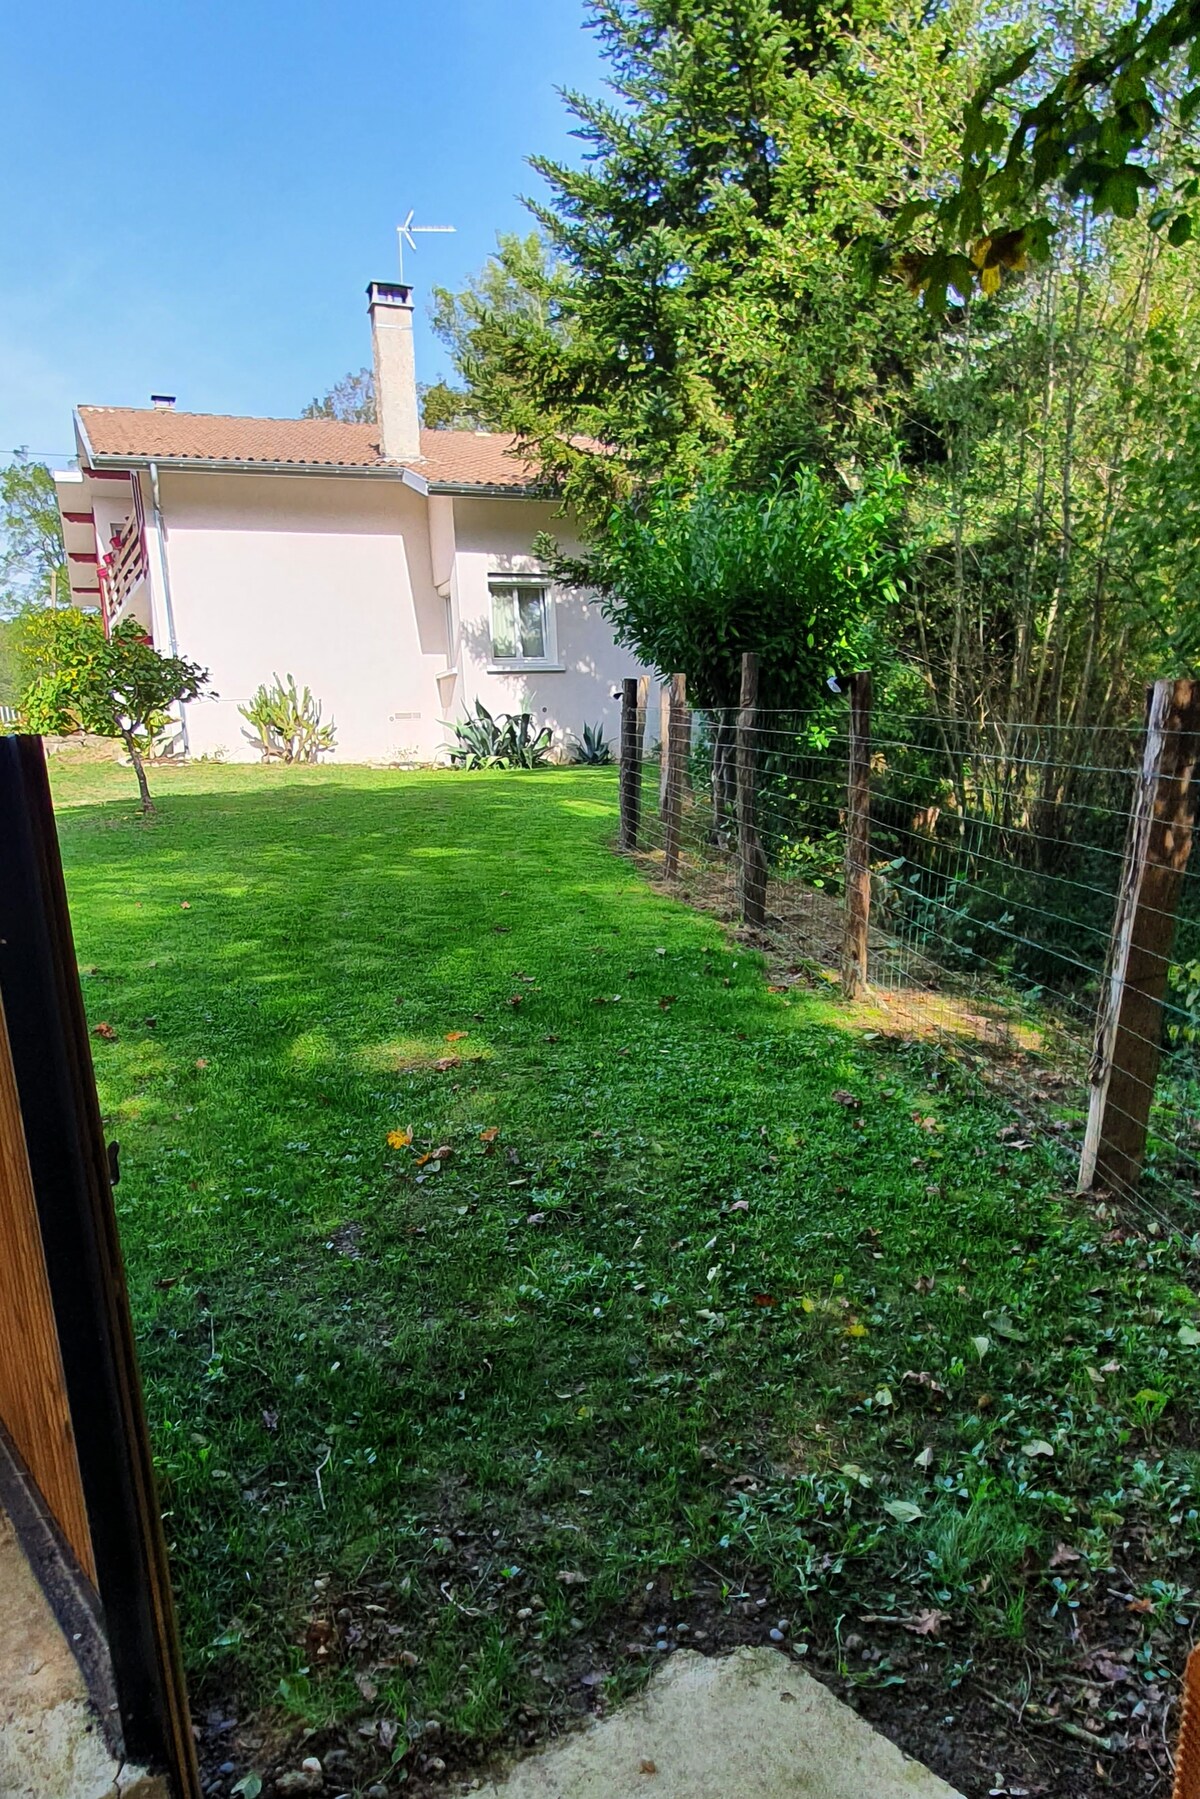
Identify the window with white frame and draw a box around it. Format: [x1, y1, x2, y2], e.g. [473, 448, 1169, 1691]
[489, 579, 554, 666]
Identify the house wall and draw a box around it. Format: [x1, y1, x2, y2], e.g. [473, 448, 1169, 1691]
[127, 472, 654, 765]
[155, 470, 448, 762]
[452, 496, 651, 759]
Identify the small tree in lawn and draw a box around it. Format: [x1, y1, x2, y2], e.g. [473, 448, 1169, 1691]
[19, 609, 209, 814]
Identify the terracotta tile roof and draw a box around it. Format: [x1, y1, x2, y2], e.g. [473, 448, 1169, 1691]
[76, 407, 541, 491]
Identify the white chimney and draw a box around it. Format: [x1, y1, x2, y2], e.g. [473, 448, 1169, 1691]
[367, 280, 421, 461]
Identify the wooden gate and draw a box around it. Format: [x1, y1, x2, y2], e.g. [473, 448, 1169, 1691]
[0, 735, 199, 1797]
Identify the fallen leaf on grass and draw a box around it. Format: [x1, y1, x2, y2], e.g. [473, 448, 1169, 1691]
[914, 1446, 934, 1469]
[986, 1312, 1029, 1341]
[180, 901, 191, 910]
[902, 1370, 947, 1394]
[387, 1128, 413, 1149]
[904, 1609, 951, 1636]
[508, 995, 523, 1009]
[195, 1058, 209, 1069]
[480, 1127, 500, 1151]
[883, 1499, 923, 1524]
[831, 1089, 860, 1109]
[752, 1293, 776, 1307]
[639, 1760, 657, 1775]
[844, 1321, 868, 1338]
[1049, 1543, 1081, 1568]
[379, 1719, 399, 1751]
[657, 995, 678, 1009]
[432, 1057, 461, 1072]
[92, 1021, 118, 1041]
[729, 1200, 750, 1213]
[1127, 1596, 1154, 1614]
[1021, 1439, 1055, 1457]
[557, 1569, 589, 1585]
[543, 1033, 560, 1043]
[355, 1672, 378, 1703]
[445, 1031, 469, 1042]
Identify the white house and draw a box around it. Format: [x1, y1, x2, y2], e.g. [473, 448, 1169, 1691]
[53, 281, 649, 763]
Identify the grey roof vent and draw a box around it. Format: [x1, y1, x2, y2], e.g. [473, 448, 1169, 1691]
[150, 394, 176, 410]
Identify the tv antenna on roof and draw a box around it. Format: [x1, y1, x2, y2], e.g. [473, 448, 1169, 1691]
[396, 210, 456, 282]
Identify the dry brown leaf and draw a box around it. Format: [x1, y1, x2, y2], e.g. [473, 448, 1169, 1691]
[92, 1021, 118, 1041]
[432, 1057, 461, 1072]
[445, 1031, 469, 1042]
[904, 1609, 951, 1637]
[832, 1089, 860, 1109]
[1048, 1543, 1082, 1568]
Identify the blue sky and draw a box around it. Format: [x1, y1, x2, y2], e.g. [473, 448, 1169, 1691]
[0, 2, 605, 464]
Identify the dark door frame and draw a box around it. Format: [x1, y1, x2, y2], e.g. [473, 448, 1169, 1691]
[0, 735, 199, 1797]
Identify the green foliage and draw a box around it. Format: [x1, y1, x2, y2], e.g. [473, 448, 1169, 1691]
[300, 368, 376, 424]
[445, 700, 553, 770]
[551, 466, 908, 710]
[419, 380, 487, 431]
[239, 674, 336, 764]
[1, 452, 67, 615]
[897, 0, 1200, 300]
[434, 2, 972, 520]
[569, 721, 612, 765]
[19, 608, 208, 810]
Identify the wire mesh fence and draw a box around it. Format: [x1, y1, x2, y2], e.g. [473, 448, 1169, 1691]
[620, 680, 1200, 1220]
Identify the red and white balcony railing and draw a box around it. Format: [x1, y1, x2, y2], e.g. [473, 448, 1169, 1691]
[101, 516, 149, 628]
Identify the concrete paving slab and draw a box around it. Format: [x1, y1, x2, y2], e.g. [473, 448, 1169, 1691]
[0, 1507, 162, 1799]
[483, 1648, 965, 1799]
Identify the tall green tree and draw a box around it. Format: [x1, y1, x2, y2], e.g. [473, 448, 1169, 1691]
[446, 0, 977, 518]
[301, 368, 377, 423]
[1, 452, 67, 614]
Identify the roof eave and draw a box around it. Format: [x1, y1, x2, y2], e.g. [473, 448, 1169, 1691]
[427, 480, 549, 498]
[80, 452, 431, 494]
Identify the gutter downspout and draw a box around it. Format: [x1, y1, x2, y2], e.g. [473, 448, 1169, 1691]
[148, 461, 190, 756]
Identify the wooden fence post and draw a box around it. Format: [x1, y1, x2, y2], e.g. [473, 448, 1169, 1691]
[1079, 677, 1200, 1196]
[619, 678, 640, 851]
[736, 652, 768, 926]
[842, 671, 873, 1000]
[659, 684, 671, 810]
[662, 673, 687, 880]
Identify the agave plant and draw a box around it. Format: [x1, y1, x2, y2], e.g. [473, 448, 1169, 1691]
[445, 700, 553, 770]
[569, 721, 612, 765]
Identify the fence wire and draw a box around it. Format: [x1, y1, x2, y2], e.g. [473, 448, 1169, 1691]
[622, 699, 1200, 1221]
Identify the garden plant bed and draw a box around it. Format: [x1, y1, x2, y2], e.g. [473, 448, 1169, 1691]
[48, 759, 1200, 1798]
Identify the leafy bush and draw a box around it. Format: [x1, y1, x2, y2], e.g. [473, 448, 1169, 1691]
[239, 674, 336, 764]
[19, 607, 208, 813]
[569, 721, 612, 765]
[445, 701, 553, 770]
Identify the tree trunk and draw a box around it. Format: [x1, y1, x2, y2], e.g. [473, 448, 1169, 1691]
[122, 731, 155, 815]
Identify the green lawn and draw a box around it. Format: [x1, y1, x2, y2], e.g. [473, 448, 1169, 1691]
[50, 755, 1200, 1791]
